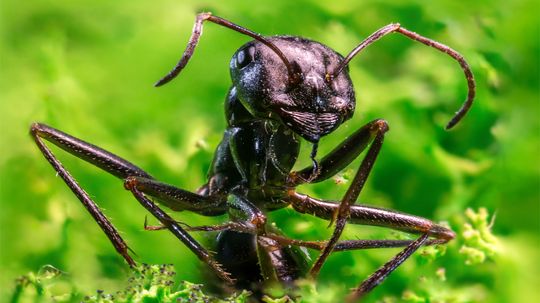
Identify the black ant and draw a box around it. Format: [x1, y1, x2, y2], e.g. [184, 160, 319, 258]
[31, 12, 475, 302]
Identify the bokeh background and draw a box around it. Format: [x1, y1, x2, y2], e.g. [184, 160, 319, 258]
[1, 0, 538, 302]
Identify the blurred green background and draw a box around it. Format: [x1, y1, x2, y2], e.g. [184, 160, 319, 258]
[1, 0, 538, 302]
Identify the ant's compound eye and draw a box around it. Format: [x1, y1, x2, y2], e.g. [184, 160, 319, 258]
[236, 46, 256, 69]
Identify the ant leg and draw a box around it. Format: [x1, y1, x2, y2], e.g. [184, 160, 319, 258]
[121, 176, 226, 215]
[121, 181, 271, 283]
[346, 234, 429, 302]
[30, 123, 231, 282]
[308, 119, 389, 277]
[119, 177, 237, 283]
[171, 221, 446, 250]
[219, 193, 306, 285]
[124, 181, 233, 283]
[225, 192, 267, 233]
[263, 232, 429, 301]
[31, 123, 225, 215]
[288, 119, 386, 186]
[263, 234, 445, 252]
[288, 192, 455, 241]
[143, 217, 250, 233]
[287, 193, 453, 298]
[30, 123, 144, 266]
[259, 230, 430, 301]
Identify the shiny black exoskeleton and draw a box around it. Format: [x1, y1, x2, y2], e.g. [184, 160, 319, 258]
[229, 37, 355, 143]
[31, 12, 475, 302]
[198, 37, 356, 292]
[202, 36, 356, 199]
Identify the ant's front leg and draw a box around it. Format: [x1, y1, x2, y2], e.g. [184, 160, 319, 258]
[289, 119, 390, 277]
[288, 119, 388, 186]
[30, 123, 233, 283]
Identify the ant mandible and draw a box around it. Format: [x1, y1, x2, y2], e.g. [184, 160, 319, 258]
[31, 12, 475, 302]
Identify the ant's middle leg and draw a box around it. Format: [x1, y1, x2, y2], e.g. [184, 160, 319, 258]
[124, 181, 233, 283]
[170, 191, 306, 286]
[288, 192, 454, 300]
[289, 192, 455, 241]
[30, 123, 233, 283]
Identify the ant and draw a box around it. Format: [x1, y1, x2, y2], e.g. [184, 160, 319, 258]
[31, 12, 475, 302]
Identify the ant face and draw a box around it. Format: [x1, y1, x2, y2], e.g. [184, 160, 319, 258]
[230, 37, 356, 143]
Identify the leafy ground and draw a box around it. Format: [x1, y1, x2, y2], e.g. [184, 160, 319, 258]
[1, 0, 538, 302]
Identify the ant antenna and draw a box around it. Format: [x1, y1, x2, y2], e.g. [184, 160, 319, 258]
[155, 12, 301, 87]
[328, 23, 475, 130]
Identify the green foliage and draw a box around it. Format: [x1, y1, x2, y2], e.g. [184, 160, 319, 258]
[11, 265, 72, 302]
[459, 208, 500, 265]
[1, 0, 538, 302]
[82, 265, 251, 303]
[11, 264, 251, 303]
[7, 209, 506, 303]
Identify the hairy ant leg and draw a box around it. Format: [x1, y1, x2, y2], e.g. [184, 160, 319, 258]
[289, 193, 455, 241]
[288, 192, 453, 299]
[296, 119, 389, 277]
[125, 181, 233, 283]
[31, 123, 233, 283]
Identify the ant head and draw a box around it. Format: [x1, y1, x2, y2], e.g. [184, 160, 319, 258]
[230, 37, 356, 143]
[157, 13, 475, 142]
